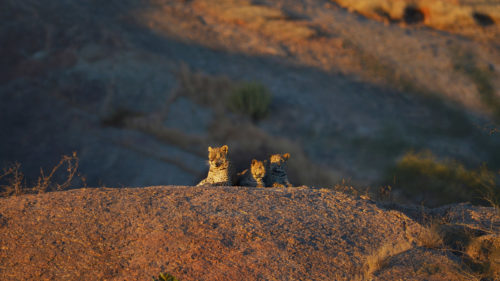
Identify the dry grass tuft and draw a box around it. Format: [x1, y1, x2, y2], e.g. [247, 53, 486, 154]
[153, 272, 179, 281]
[417, 220, 445, 249]
[363, 240, 412, 279]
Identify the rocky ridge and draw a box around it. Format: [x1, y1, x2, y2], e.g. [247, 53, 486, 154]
[0, 186, 497, 280]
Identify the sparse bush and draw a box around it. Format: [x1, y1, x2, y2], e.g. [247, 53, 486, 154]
[226, 82, 272, 121]
[34, 151, 81, 193]
[175, 66, 271, 121]
[386, 150, 499, 207]
[0, 152, 83, 197]
[0, 162, 25, 197]
[153, 272, 179, 281]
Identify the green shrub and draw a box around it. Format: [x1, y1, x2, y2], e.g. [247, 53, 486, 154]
[387, 150, 499, 207]
[226, 82, 272, 121]
[153, 272, 179, 281]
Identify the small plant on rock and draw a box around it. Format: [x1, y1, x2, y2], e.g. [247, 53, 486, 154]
[153, 272, 179, 281]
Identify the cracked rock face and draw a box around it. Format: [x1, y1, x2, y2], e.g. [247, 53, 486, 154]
[0, 186, 491, 280]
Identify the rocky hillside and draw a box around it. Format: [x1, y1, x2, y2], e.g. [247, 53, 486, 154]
[331, 0, 500, 41]
[0, 186, 498, 280]
[2, 0, 500, 196]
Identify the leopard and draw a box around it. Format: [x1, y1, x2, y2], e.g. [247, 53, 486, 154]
[197, 145, 231, 186]
[264, 153, 292, 188]
[237, 159, 267, 187]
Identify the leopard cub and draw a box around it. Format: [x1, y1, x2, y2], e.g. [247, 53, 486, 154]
[237, 159, 267, 187]
[264, 153, 292, 188]
[197, 145, 231, 186]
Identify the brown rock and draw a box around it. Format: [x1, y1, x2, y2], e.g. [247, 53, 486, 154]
[0, 186, 489, 280]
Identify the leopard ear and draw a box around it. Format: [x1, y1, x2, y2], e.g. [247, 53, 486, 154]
[283, 153, 290, 160]
[208, 146, 213, 152]
[221, 145, 228, 153]
[252, 159, 257, 165]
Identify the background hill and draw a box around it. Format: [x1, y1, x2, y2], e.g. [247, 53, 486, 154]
[1, 0, 500, 204]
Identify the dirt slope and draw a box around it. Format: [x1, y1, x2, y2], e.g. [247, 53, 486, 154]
[0, 186, 492, 280]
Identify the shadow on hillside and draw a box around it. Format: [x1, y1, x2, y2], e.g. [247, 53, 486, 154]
[1, 0, 499, 204]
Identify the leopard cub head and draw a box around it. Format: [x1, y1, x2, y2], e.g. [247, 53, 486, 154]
[208, 145, 229, 169]
[269, 153, 290, 171]
[250, 159, 266, 180]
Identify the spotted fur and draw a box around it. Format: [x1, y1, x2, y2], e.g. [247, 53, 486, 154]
[197, 145, 230, 186]
[264, 153, 292, 187]
[237, 159, 266, 187]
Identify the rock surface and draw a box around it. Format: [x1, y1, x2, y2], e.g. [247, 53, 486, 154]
[0, 186, 491, 280]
